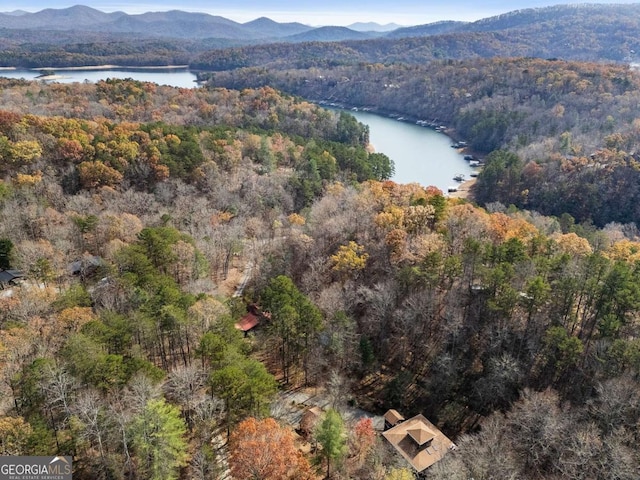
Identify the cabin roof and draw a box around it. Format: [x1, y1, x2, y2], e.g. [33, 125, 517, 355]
[384, 409, 405, 426]
[299, 406, 324, 433]
[382, 414, 456, 472]
[0, 269, 24, 284]
[234, 312, 260, 332]
[301, 406, 323, 423]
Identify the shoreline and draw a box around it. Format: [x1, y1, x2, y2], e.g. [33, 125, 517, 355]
[34, 65, 190, 71]
[0, 65, 190, 72]
[447, 178, 476, 200]
[35, 75, 67, 80]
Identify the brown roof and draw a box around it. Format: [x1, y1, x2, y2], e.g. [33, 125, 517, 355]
[383, 414, 455, 472]
[384, 409, 405, 426]
[234, 312, 260, 332]
[299, 406, 324, 434]
[304, 406, 324, 418]
[407, 424, 436, 446]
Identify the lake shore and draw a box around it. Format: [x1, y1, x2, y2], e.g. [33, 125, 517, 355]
[0, 65, 190, 72]
[448, 178, 476, 200]
[35, 65, 190, 71]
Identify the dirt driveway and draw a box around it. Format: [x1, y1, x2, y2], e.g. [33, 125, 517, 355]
[271, 385, 385, 431]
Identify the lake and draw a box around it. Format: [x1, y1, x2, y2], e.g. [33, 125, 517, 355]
[0, 67, 476, 191]
[0, 67, 199, 89]
[346, 110, 476, 191]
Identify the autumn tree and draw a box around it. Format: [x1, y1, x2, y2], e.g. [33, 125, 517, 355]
[77, 161, 124, 189]
[347, 416, 378, 476]
[0, 416, 32, 455]
[229, 417, 315, 480]
[385, 468, 415, 480]
[331, 241, 369, 278]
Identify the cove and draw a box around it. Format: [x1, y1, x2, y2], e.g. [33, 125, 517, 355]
[347, 109, 477, 192]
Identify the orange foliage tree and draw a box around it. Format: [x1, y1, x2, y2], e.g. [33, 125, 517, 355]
[350, 417, 376, 461]
[229, 417, 316, 480]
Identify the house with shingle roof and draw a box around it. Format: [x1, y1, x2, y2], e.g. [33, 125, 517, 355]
[382, 411, 456, 473]
[384, 409, 405, 429]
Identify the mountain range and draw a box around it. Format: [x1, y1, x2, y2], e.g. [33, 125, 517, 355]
[0, 4, 637, 47]
[2, 4, 640, 65]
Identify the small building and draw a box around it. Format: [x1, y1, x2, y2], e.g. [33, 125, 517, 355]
[383, 411, 456, 473]
[234, 312, 260, 336]
[0, 269, 24, 289]
[234, 304, 268, 336]
[299, 406, 324, 437]
[384, 409, 405, 429]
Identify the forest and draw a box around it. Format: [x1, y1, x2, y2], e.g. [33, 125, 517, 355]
[203, 57, 640, 228]
[3, 4, 640, 479]
[0, 72, 639, 480]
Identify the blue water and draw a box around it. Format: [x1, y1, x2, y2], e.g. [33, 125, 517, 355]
[347, 110, 476, 191]
[0, 67, 199, 89]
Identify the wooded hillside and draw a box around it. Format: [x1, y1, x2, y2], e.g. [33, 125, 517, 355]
[203, 57, 640, 228]
[4, 4, 640, 477]
[0, 78, 639, 479]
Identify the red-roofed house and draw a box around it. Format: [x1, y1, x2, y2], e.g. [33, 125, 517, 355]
[235, 312, 260, 335]
[234, 304, 266, 336]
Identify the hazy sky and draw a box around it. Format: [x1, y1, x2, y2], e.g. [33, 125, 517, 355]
[4, 1, 640, 26]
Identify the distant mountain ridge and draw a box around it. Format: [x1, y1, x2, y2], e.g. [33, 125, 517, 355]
[0, 5, 125, 29]
[5, 3, 640, 46]
[387, 20, 468, 38]
[4, 10, 29, 16]
[285, 26, 379, 42]
[0, 5, 452, 43]
[191, 2, 640, 70]
[0, 5, 325, 41]
[2, 3, 640, 65]
[348, 22, 403, 32]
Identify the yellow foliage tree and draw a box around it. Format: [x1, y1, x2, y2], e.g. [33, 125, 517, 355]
[287, 213, 306, 226]
[552, 232, 593, 256]
[13, 172, 42, 187]
[385, 467, 415, 480]
[604, 240, 640, 263]
[0, 416, 32, 455]
[58, 307, 96, 332]
[331, 241, 369, 275]
[9, 140, 42, 165]
[375, 206, 405, 231]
